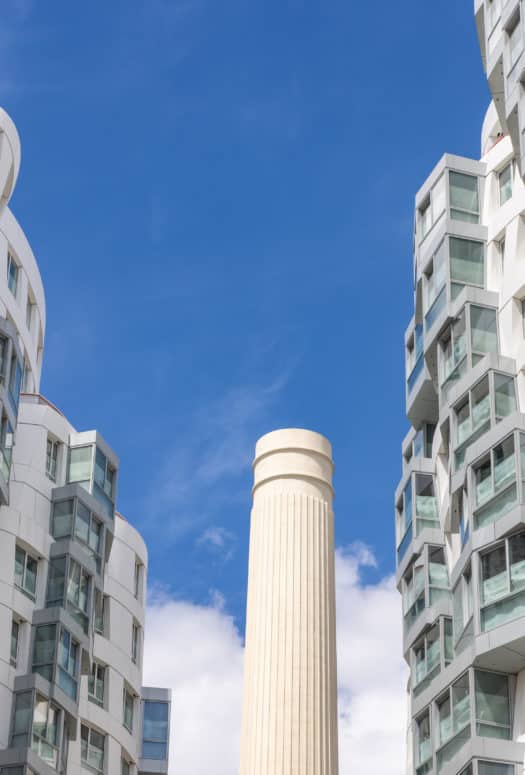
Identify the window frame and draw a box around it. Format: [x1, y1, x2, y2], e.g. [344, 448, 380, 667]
[14, 545, 38, 601]
[7, 252, 19, 298]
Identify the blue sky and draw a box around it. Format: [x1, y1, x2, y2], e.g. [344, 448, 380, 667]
[4, 0, 490, 630]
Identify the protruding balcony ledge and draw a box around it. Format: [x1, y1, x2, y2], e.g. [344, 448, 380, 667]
[432, 733, 523, 775]
[0, 746, 59, 775]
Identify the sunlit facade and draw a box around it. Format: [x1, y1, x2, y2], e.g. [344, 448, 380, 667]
[396, 4, 525, 771]
[0, 110, 171, 775]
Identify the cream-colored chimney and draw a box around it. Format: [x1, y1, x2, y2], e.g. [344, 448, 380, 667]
[239, 428, 339, 775]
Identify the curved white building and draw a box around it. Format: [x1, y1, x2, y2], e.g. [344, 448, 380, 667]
[0, 112, 171, 775]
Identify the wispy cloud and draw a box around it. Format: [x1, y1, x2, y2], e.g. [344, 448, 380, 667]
[144, 370, 292, 543]
[197, 526, 237, 562]
[143, 541, 407, 775]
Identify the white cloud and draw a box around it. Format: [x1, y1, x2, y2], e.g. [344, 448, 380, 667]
[143, 543, 408, 775]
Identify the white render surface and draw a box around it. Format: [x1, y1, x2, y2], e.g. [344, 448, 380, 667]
[240, 428, 339, 775]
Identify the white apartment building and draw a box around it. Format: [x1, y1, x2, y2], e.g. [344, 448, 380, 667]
[397, 3, 525, 774]
[0, 110, 171, 775]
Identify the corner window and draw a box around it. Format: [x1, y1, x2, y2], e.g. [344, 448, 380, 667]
[142, 701, 169, 760]
[7, 253, 18, 298]
[499, 162, 513, 205]
[480, 531, 525, 631]
[32, 624, 79, 701]
[88, 662, 106, 707]
[449, 171, 479, 223]
[14, 546, 37, 600]
[51, 499, 104, 573]
[81, 724, 105, 774]
[46, 437, 59, 482]
[412, 617, 452, 695]
[46, 556, 90, 633]
[123, 687, 134, 733]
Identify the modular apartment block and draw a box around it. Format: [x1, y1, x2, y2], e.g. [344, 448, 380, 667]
[396, 4, 525, 773]
[0, 110, 171, 775]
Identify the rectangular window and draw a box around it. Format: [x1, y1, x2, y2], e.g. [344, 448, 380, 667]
[93, 447, 116, 516]
[94, 590, 107, 636]
[478, 762, 514, 775]
[420, 199, 431, 239]
[57, 628, 79, 700]
[499, 162, 513, 205]
[509, 14, 522, 68]
[142, 701, 169, 760]
[88, 662, 106, 707]
[14, 546, 37, 600]
[123, 687, 134, 733]
[475, 670, 511, 739]
[26, 294, 35, 331]
[46, 438, 59, 482]
[10, 619, 19, 667]
[134, 561, 142, 600]
[75, 501, 103, 572]
[132, 622, 140, 664]
[81, 724, 105, 773]
[8, 356, 22, 413]
[32, 694, 59, 768]
[7, 253, 18, 297]
[46, 557, 90, 633]
[413, 622, 441, 690]
[449, 171, 479, 223]
[440, 310, 467, 395]
[415, 709, 431, 767]
[11, 691, 32, 749]
[51, 499, 74, 540]
[453, 567, 473, 643]
[473, 435, 517, 529]
[32, 624, 56, 683]
[481, 531, 525, 631]
[0, 413, 13, 482]
[67, 445, 93, 490]
[449, 238, 484, 296]
[437, 673, 471, 746]
[414, 474, 438, 534]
